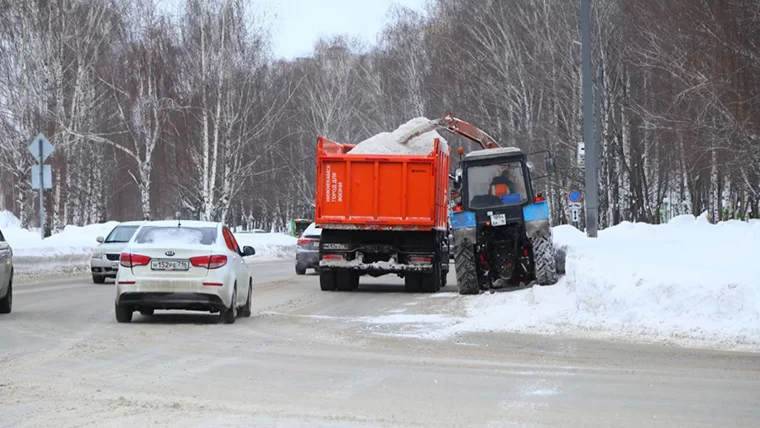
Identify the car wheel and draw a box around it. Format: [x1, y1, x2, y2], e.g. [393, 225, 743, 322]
[139, 309, 154, 316]
[220, 284, 237, 324]
[115, 304, 133, 323]
[0, 273, 12, 314]
[240, 282, 252, 318]
[92, 275, 106, 284]
[295, 264, 307, 275]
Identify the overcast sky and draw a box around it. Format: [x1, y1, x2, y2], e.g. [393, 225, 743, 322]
[267, 0, 427, 59]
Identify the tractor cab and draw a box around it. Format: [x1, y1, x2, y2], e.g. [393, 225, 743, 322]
[461, 147, 533, 211]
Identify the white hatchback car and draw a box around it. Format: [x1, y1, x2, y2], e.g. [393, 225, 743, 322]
[114, 220, 256, 324]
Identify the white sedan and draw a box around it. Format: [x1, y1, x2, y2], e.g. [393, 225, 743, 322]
[114, 220, 256, 324]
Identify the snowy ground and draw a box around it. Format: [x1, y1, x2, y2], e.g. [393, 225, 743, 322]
[0, 211, 297, 277]
[361, 214, 760, 351]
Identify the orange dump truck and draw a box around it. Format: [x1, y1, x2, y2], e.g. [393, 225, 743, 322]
[315, 136, 450, 293]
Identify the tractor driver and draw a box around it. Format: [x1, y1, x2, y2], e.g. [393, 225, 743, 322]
[489, 167, 523, 205]
[469, 164, 523, 208]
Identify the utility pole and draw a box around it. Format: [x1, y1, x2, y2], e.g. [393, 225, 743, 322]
[581, 0, 598, 237]
[595, 60, 604, 225]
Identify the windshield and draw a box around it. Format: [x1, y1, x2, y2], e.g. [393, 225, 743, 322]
[105, 225, 139, 243]
[134, 226, 217, 245]
[467, 161, 528, 209]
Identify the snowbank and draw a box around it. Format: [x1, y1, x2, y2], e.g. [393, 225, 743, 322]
[0, 210, 21, 229]
[3, 219, 119, 259]
[234, 232, 297, 261]
[347, 117, 448, 155]
[0, 210, 297, 276]
[421, 215, 760, 351]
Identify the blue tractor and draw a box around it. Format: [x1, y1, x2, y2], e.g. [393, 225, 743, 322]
[434, 115, 561, 294]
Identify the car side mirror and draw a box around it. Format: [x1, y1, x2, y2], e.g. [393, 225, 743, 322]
[545, 157, 556, 174]
[96, 236, 104, 243]
[242, 246, 256, 257]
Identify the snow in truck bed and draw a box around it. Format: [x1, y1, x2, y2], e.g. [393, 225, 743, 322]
[347, 117, 449, 155]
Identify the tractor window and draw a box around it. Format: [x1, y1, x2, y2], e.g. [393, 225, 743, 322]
[467, 161, 528, 208]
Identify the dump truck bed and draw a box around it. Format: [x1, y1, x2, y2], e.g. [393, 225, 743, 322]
[315, 136, 450, 231]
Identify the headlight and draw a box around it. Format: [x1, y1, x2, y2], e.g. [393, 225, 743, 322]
[92, 250, 103, 259]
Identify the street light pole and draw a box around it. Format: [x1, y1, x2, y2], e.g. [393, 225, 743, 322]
[581, 0, 598, 237]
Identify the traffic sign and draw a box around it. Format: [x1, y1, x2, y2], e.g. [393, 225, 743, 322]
[31, 165, 52, 189]
[568, 189, 583, 203]
[568, 202, 582, 209]
[28, 133, 54, 163]
[28, 132, 54, 240]
[571, 208, 579, 223]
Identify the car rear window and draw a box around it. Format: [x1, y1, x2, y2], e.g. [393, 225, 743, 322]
[301, 224, 322, 239]
[134, 226, 217, 245]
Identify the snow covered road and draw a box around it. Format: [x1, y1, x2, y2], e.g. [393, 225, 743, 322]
[2, 265, 759, 427]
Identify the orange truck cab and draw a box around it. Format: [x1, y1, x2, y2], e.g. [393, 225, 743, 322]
[315, 136, 450, 293]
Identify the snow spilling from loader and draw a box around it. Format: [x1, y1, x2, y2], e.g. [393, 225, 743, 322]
[370, 214, 760, 351]
[347, 117, 448, 155]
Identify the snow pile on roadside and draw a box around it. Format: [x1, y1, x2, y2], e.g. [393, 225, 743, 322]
[0, 208, 297, 276]
[4, 218, 119, 259]
[423, 215, 760, 350]
[347, 117, 448, 155]
[233, 232, 297, 261]
[0, 210, 21, 229]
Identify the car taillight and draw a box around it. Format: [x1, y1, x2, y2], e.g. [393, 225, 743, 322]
[297, 238, 316, 245]
[189, 255, 228, 269]
[120, 253, 151, 268]
[409, 256, 432, 264]
[322, 254, 343, 260]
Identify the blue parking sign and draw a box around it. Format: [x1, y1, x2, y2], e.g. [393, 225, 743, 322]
[568, 189, 583, 203]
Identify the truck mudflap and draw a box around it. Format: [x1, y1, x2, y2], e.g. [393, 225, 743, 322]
[319, 254, 434, 274]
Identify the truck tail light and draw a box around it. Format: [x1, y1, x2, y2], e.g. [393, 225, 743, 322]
[190, 255, 228, 269]
[120, 253, 151, 268]
[409, 256, 432, 264]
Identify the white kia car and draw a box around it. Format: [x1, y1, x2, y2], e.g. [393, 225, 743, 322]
[114, 220, 256, 324]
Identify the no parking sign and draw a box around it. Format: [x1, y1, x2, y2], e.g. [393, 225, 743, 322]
[568, 189, 583, 223]
[568, 189, 583, 203]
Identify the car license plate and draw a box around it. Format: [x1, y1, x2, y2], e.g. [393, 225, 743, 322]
[111, 261, 120, 268]
[150, 259, 190, 271]
[490, 213, 507, 226]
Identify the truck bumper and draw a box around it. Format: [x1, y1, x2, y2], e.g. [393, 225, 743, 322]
[319, 259, 434, 274]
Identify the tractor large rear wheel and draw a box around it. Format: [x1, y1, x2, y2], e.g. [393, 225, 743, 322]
[454, 238, 479, 295]
[531, 234, 559, 286]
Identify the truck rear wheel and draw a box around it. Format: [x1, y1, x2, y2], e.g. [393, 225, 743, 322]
[336, 271, 359, 291]
[320, 271, 337, 291]
[454, 238, 479, 295]
[531, 235, 559, 286]
[419, 261, 442, 293]
[404, 275, 419, 292]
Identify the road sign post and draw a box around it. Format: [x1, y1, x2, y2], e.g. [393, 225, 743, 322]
[28, 133, 54, 240]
